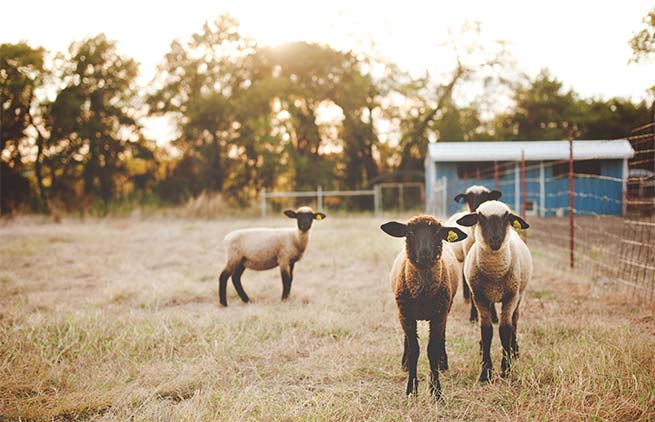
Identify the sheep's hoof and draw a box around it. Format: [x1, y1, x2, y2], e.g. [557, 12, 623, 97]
[479, 367, 492, 383]
[429, 383, 442, 401]
[512, 345, 520, 359]
[405, 378, 418, 397]
[219, 299, 228, 307]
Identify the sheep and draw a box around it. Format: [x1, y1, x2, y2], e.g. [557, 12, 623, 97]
[446, 185, 502, 322]
[218, 206, 326, 306]
[456, 200, 532, 382]
[381, 215, 467, 398]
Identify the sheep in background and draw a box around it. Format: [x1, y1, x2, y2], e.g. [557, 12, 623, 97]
[446, 185, 502, 323]
[381, 215, 467, 398]
[457, 200, 532, 382]
[218, 206, 326, 306]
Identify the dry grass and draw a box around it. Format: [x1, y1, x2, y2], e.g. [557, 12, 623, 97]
[1, 215, 654, 421]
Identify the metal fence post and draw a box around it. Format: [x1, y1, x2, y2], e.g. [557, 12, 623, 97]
[521, 150, 527, 243]
[441, 177, 447, 217]
[374, 185, 380, 216]
[539, 161, 545, 217]
[317, 186, 323, 213]
[399, 183, 404, 211]
[514, 162, 520, 212]
[494, 161, 499, 190]
[261, 187, 266, 218]
[521, 150, 526, 218]
[569, 135, 575, 269]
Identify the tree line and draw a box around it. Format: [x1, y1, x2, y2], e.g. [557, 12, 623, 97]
[2, 13, 654, 215]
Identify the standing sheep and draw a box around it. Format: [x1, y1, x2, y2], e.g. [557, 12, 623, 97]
[381, 215, 467, 398]
[445, 185, 502, 322]
[456, 201, 532, 382]
[218, 206, 326, 306]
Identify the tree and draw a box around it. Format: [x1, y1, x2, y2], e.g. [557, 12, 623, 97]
[0, 42, 46, 213]
[150, 15, 253, 201]
[630, 7, 655, 63]
[38, 34, 147, 211]
[396, 23, 514, 171]
[493, 70, 652, 140]
[494, 70, 579, 140]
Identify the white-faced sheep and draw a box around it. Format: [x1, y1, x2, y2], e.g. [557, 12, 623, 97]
[218, 206, 326, 306]
[381, 215, 467, 398]
[456, 200, 532, 382]
[445, 185, 502, 322]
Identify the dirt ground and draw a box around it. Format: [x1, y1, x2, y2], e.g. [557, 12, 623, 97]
[1, 215, 654, 421]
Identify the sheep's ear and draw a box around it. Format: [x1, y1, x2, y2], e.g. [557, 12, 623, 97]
[380, 221, 407, 238]
[284, 210, 297, 219]
[508, 214, 529, 230]
[313, 212, 326, 221]
[454, 193, 467, 203]
[488, 190, 502, 200]
[456, 213, 479, 227]
[441, 226, 467, 243]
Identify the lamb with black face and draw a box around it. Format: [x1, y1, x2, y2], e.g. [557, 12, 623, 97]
[456, 200, 532, 383]
[381, 215, 467, 399]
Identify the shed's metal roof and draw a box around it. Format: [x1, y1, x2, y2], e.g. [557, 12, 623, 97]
[427, 140, 634, 162]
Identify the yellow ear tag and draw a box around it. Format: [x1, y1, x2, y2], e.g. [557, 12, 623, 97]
[513, 220, 522, 230]
[315, 214, 323, 220]
[447, 231, 459, 242]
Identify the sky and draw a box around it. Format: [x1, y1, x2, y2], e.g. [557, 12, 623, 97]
[2, 0, 654, 143]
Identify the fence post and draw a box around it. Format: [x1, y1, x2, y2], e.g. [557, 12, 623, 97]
[374, 185, 380, 216]
[569, 135, 575, 269]
[441, 177, 447, 217]
[494, 161, 499, 190]
[521, 150, 526, 218]
[399, 183, 404, 211]
[317, 186, 323, 213]
[539, 161, 545, 217]
[261, 187, 266, 219]
[514, 162, 520, 213]
[521, 150, 527, 243]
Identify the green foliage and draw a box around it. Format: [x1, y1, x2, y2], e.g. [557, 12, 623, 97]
[1, 15, 654, 215]
[494, 70, 652, 140]
[630, 7, 655, 63]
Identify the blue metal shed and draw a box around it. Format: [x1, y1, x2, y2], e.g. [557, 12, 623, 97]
[425, 140, 635, 217]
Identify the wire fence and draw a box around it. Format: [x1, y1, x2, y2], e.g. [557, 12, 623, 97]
[428, 123, 655, 303]
[259, 182, 424, 217]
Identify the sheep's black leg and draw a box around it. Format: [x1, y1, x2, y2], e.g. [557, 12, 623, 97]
[289, 261, 295, 280]
[511, 305, 520, 359]
[231, 263, 249, 303]
[475, 295, 494, 383]
[218, 270, 231, 307]
[400, 318, 419, 397]
[281, 267, 292, 300]
[401, 336, 409, 371]
[428, 319, 445, 399]
[500, 298, 519, 378]
[462, 272, 471, 303]
[469, 299, 478, 322]
[438, 329, 448, 371]
[499, 323, 513, 378]
[490, 304, 499, 324]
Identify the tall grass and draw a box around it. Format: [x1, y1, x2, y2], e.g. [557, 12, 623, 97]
[1, 216, 653, 420]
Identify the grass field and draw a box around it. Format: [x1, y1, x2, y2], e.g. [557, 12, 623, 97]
[1, 215, 654, 421]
